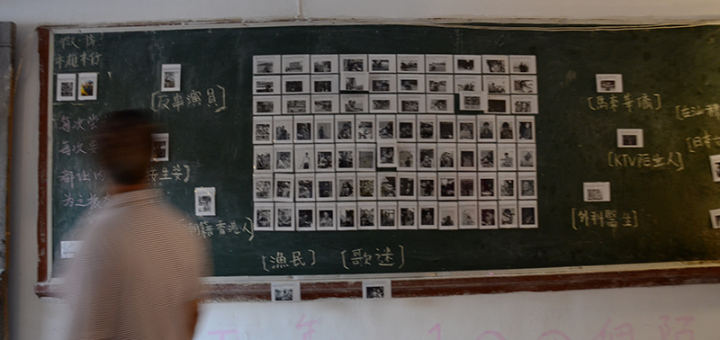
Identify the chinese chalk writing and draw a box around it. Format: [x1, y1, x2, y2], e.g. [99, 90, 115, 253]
[675, 103, 720, 121]
[587, 93, 662, 113]
[147, 163, 191, 183]
[187, 218, 254, 241]
[685, 130, 720, 153]
[607, 151, 685, 172]
[55, 34, 102, 71]
[340, 245, 405, 270]
[61, 192, 108, 209]
[571, 208, 639, 230]
[261, 249, 317, 272]
[150, 85, 228, 113]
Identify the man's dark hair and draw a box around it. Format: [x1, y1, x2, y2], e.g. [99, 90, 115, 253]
[95, 109, 155, 185]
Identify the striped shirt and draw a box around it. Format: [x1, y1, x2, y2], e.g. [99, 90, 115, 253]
[63, 189, 209, 340]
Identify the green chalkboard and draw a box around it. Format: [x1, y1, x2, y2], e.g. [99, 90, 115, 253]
[46, 23, 720, 278]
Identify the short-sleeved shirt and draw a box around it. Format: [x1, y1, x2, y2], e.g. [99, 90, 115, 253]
[63, 189, 209, 340]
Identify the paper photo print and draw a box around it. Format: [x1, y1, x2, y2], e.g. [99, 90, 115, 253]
[583, 182, 611, 202]
[151, 133, 170, 162]
[194, 187, 216, 216]
[596, 74, 623, 93]
[77, 72, 98, 100]
[271, 282, 301, 302]
[617, 129, 644, 148]
[161, 64, 181, 92]
[363, 280, 391, 299]
[56, 73, 77, 101]
[709, 154, 720, 182]
[709, 208, 720, 229]
[253, 55, 281, 74]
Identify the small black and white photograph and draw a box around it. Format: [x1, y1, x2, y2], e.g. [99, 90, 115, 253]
[283, 95, 309, 114]
[315, 145, 335, 172]
[479, 173, 497, 199]
[512, 95, 538, 114]
[294, 116, 313, 143]
[519, 201, 538, 228]
[311, 54, 338, 73]
[341, 73, 369, 91]
[418, 144, 436, 170]
[499, 202, 517, 228]
[253, 95, 281, 115]
[311, 74, 339, 93]
[357, 174, 377, 199]
[498, 144, 516, 170]
[510, 55, 537, 74]
[418, 173, 437, 199]
[595, 74, 623, 93]
[377, 144, 397, 168]
[316, 204, 336, 230]
[519, 172, 538, 199]
[274, 174, 294, 202]
[397, 144, 416, 170]
[458, 173, 477, 198]
[454, 55, 481, 73]
[56, 73, 77, 101]
[253, 75, 280, 94]
[483, 55, 508, 74]
[336, 145, 355, 171]
[478, 116, 496, 141]
[295, 175, 315, 201]
[341, 54, 367, 72]
[369, 54, 396, 73]
[275, 203, 294, 230]
[363, 280, 391, 299]
[418, 116, 436, 141]
[398, 172, 416, 199]
[398, 116, 416, 141]
[438, 145, 456, 170]
[315, 174, 335, 201]
[399, 95, 425, 113]
[479, 202, 498, 229]
[336, 119, 354, 142]
[487, 95, 509, 113]
[379, 204, 398, 229]
[370, 74, 396, 92]
[518, 145, 536, 170]
[370, 95, 397, 113]
[77, 72, 98, 101]
[282, 54, 309, 73]
[283, 75, 309, 94]
[398, 54, 425, 73]
[356, 146, 376, 170]
[454, 75, 482, 93]
[439, 203, 458, 229]
[253, 55, 281, 74]
[358, 203, 377, 229]
[457, 118, 475, 141]
[350, 117, 371, 142]
[399, 202, 418, 229]
[294, 145, 314, 172]
[338, 203, 357, 230]
[617, 128, 644, 148]
[439, 174, 457, 199]
[459, 202, 479, 229]
[271, 282, 300, 302]
[398, 75, 425, 93]
[341, 93, 368, 113]
[438, 118, 456, 141]
[378, 173, 397, 199]
[254, 146, 273, 172]
[161, 64, 181, 92]
[377, 115, 396, 140]
[428, 95, 453, 113]
[498, 116, 516, 142]
[194, 187, 216, 216]
[478, 144, 496, 170]
[511, 75, 537, 95]
[151, 133, 169, 162]
[253, 175, 273, 201]
[460, 92, 483, 111]
[499, 172, 517, 199]
[419, 202, 437, 228]
[274, 145, 293, 172]
[709, 209, 720, 229]
[253, 203, 274, 231]
[253, 117, 272, 144]
[314, 116, 334, 142]
[583, 182, 611, 202]
[484, 75, 509, 94]
[710, 154, 720, 182]
[296, 204, 316, 230]
[427, 75, 452, 93]
[426, 54, 452, 73]
[337, 174, 356, 200]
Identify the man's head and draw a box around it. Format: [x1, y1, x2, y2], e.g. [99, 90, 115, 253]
[95, 109, 155, 186]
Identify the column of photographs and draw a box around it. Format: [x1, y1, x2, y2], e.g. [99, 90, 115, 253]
[252, 54, 538, 231]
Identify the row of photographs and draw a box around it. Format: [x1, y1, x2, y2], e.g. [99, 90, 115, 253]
[253, 54, 537, 75]
[253, 200, 539, 231]
[253, 74, 537, 95]
[254, 115, 535, 144]
[253, 171, 538, 202]
[56, 73, 98, 101]
[253, 93, 536, 115]
[253, 143, 537, 172]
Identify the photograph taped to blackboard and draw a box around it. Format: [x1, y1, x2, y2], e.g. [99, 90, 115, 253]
[418, 201, 438, 229]
[311, 74, 339, 94]
[617, 128, 644, 148]
[438, 202, 458, 230]
[253, 146, 273, 173]
[335, 117, 354, 143]
[282, 54, 309, 74]
[336, 173, 356, 201]
[376, 115, 396, 141]
[399, 94, 426, 113]
[498, 172, 517, 200]
[56, 73, 76, 101]
[427, 74, 453, 94]
[710, 154, 720, 182]
[282, 75, 309, 94]
[77, 72, 97, 101]
[311, 94, 338, 114]
[253, 117, 273, 144]
[478, 143, 497, 171]
[340, 93, 367, 114]
[294, 145, 314, 172]
[398, 201, 418, 229]
[511, 75, 538, 95]
[315, 144, 335, 172]
[454, 55, 482, 74]
[487, 95, 510, 113]
[369, 73, 397, 93]
[459, 201, 479, 229]
[274, 203, 295, 231]
[417, 143, 437, 171]
[282, 95, 310, 114]
[427, 94, 454, 114]
[311, 54, 338, 74]
[362, 280, 391, 299]
[397, 115, 416, 142]
[340, 54, 367, 72]
[358, 202, 378, 229]
[296, 203, 316, 231]
[378, 202, 398, 230]
[397, 143, 416, 171]
[378, 172, 398, 200]
[356, 144, 376, 171]
[426, 54, 452, 73]
[295, 174, 315, 202]
[512, 95, 538, 114]
[458, 172, 477, 199]
[458, 144, 477, 171]
[479, 172, 497, 200]
[357, 172, 377, 200]
[315, 173, 335, 201]
[194, 187, 216, 217]
[417, 115, 436, 141]
[336, 144, 355, 171]
[438, 173, 457, 200]
[438, 143, 457, 170]
[519, 200, 539, 229]
[484, 75, 510, 95]
[397, 54, 425, 73]
[460, 92, 483, 111]
[479, 201, 498, 229]
[369, 54, 396, 73]
[253, 95, 280, 115]
[271, 282, 300, 302]
[398, 74, 425, 93]
[341, 72, 369, 91]
[316, 203, 336, 231]
[253, 55, 281, 74]
[454, 75, 482, 93]
[583, 182, 611, 202]
[483, 55, 509, 74]
[596, 73, 623, 93]
[497, 115, 516, 143]
[370, 94, 397, 113]
[709, 208, 720, 229]
[253, 174, 273, 202]
[418, 172, 437, 200]
[151, 133, 169, 162]
[161, 64, 181, 92]
[398, 172, 417, 200]
[253, 75, 280, 95]
[314, 115, 334, 142]
[477, 115, 496, 142]
[518, 144, 537, 171]
[518, 172, 538, 199]
[438, 116, 456, 141]
[253, 203, 274, 231]
[498, 143, 516, 171]
[509, 55, 537, 74]
[377, 144, 397, 168]
[274, 174, 294, 202]
[498, 201, 518, 229]
[274, 145, 294, 173]
[337, 202, 357, 230]
[293, 115, 313, 143]
[354, 115, 373, 141]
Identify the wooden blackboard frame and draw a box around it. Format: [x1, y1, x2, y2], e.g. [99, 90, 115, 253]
[34, 21, 720, 301]
[1, 21, 14, 340]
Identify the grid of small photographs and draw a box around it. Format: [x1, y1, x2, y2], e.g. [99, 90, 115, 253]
[252, 54, 539, 231]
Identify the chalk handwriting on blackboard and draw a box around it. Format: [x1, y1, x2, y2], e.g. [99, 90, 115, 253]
[58, 169, 105, 189]
[58, 140, 98, 156]
[187, 218, 253, 240]
[148, 163, 191, 183]
[675, 102, 720, 121]
[261, 249, 316, 272]
[296, 314, 318, 340]
[571, 208, 639, 230]
[61, 192, 108, 209]
[685, 130, 720, 153]
[340, 245, 405, 270]
[55, 113, 101, 133]
[607, 151, 684, 171]
[150, 85, 227, 113]
[55, 34, 102, 71]
[587, 93, 661, 112]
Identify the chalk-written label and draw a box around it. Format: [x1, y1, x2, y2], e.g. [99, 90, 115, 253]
[60, 240, 83, 259]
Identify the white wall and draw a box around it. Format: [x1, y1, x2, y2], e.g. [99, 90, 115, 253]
[3, 1, 720, 340]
